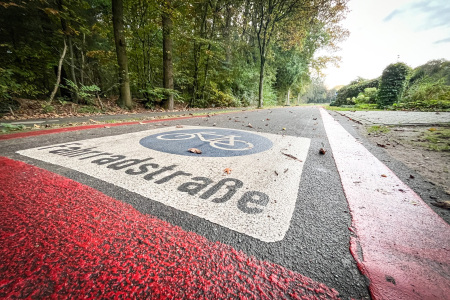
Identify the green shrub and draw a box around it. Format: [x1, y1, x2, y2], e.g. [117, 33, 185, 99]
[396, 78, 450, 110]
[140, 86, 181, 109]
[61, 80, 100, 105]
[335, 78, 379, 106]
[78, 106, 102, 114]
[41, 104, 55, 113]
[1, 123, 26, 133]
[377, 63, 411, 108]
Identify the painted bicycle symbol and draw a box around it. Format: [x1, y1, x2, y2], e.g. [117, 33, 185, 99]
[156, 131, 254, 151]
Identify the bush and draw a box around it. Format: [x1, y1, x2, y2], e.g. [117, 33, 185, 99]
[355, 87, 378, 105]
[377, 63, 411, 108]
[396, 78, 450, 110]
[335, 78, 379, 106]
[61, 80, 101, 105]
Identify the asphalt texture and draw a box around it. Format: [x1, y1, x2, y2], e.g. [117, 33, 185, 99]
[5, 106, 447, 299]
[1, 107, 371, 299]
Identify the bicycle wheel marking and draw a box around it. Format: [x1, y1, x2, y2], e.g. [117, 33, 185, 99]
[140, 128, 272, 157]
[17, 126, 311, 242]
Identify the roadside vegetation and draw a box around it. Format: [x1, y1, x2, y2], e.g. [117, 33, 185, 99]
[330, 59, 450, 111]
[0, 0, 349, 120]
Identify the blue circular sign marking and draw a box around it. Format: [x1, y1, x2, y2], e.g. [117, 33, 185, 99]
[140, 128, 273, 157]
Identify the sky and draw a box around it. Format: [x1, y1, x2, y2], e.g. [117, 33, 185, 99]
[322, 0, 450, 89]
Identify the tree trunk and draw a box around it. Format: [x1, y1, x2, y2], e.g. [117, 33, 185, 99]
[258, 56, 265, 108]
[162, 0, 174, 111]
[112, 0, 132, 109]
[49, 39, 67, 103]
[286, 88, 290, 105]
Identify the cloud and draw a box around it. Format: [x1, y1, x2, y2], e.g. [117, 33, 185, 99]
[383, 9, 402, 22]
[434, 37, 450, 44]
[383, 0, 450, 30]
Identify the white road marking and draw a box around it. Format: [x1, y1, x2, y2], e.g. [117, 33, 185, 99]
[17, 126, 311, 242]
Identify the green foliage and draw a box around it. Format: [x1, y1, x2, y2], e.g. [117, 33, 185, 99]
[417, 127, 450, 152]
[0, 0, 347, 109]
[367, 125, 390, 134]
[394, 78, 450, 110]
[335, 78, 379, 106]
[377, 62, 411, 108]
[140, 86, 182, 109]
[41, 104, 55, 113]
[61, 80, 101, 104]
[78, 106, 102, 114]
[354, 87, 378, 105]
[1, 123, 26, 133]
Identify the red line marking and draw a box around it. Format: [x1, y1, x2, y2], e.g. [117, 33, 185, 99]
[0, 156, 339, 299]
[320, 109, 450, 300]
[0, 116, 206, 141]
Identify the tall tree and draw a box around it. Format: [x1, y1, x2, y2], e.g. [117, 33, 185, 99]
[162, 0, 174, 110]
[251, 0, 306, 108]
[112, 0, 132, 109]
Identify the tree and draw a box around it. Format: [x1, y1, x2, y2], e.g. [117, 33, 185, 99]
[112, 0, 132, 109]
[162, 0, 174, 110]
[377, 62, 411, 108]
[251, 0, 302, 108]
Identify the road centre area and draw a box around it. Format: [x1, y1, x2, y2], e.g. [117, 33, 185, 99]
[1, 107, 449, 299]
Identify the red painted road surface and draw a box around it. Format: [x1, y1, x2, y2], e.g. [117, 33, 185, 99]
[321, 109, 450, 300]
[0, 157, 339, 299]
[0, 116, 207, 141]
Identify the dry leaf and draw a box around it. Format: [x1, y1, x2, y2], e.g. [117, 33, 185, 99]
[247, 123, 253, 128]
[282, 128, 286, 130]
[104, 126, 110, 128]
[431, 201, 450, 210]
[319, 148, 326, 155]
[224, 168, 232, 174]
[188, 148, 202, 154]
[376, 143, 386, 148]
[89, 119, 99, 123]
[381, 174, 387, 177]
[282, 152, 302, 162]
[176, 125, 184, 128]
[33, 124, 40, 129]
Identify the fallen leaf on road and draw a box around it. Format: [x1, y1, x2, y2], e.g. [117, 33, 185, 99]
[319, 148, 326, 155]
[176, 125, 184, 128]
[376, 143, 387, 148]
[188, 148, 202, 154]
[428, 127, 436, 131]
[266, 118, 270, 121]
[431, 201, 450, 210]
[282, 128, 286, 130]
[104, 126, 110, 128]
[247, 123, 253, 128]
[34, 124, 40, 129]
[89, 119, 99, 123]
[224, 168, 232, 174]
[409, 175, 415, 179]
[281, 152, 302, 162]
[381, 174, 387, 177]
[139, 122, 145, 125]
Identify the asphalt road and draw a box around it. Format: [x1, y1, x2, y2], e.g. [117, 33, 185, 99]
[1, 106, 449, 299]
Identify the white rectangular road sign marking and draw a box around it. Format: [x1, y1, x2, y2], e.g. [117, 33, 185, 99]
[17, 126, 310, 242]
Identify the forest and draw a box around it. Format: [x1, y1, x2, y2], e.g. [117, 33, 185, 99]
[0, 0, 347, 116]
